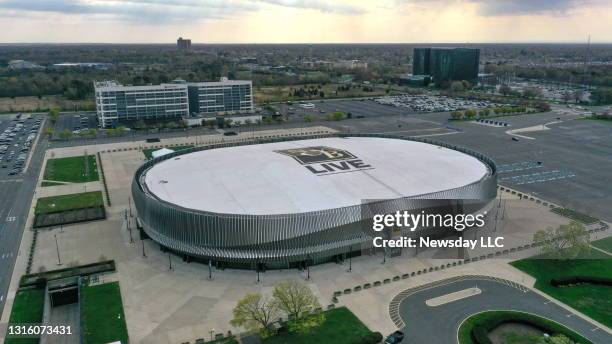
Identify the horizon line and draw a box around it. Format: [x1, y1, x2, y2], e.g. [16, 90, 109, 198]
[1, 41, 611, 45]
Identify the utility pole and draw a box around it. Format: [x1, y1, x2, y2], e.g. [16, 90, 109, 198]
[54, 234, 62, 265]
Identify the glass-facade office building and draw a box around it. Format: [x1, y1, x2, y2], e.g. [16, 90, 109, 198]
[94, 81, 189, 128]
[412, 48, 431, 76]
[187, 78, 253, 116]
[412, 48, 480, 86]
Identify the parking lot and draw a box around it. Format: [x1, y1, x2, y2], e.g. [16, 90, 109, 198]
[0, 114, 42, 177]
[375, 94, 495, 112]
[53, 112, 97, 137]
[278, 99, 412, 121]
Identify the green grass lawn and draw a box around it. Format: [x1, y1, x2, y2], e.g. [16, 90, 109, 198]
[458, 311, 592, 344]
[35, 191, 104, 214]
[43, 155, 99, 184]
[263, 307, 373, 344]
[81, 282, 129, 344]
[591, 236, 612, 253]
[511, 247, 612, 328]
[143, 145, 194, 159]
[5, 288, 45, 344]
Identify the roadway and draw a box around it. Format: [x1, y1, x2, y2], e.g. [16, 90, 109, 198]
[0, 121, 47, 318]
[395, 277, 612, 344]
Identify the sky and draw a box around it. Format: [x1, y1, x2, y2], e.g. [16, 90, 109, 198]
[1, 0, 611, 43]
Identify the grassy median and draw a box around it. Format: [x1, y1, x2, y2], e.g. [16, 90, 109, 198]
[263, 307, 374, 344]
[5, 289, 45, 344]
[81, 282, 129, 344]
[42, 155, 99, 185]
[511, 238, 612, 328]
[458, 310, 592, 344]
[35, 191, 104, 215]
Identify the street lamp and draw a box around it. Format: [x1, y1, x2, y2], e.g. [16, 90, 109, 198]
[347, 245, 352, 273]
[128, 218, 133, 243]
[168, 252, 172, 270]
[208, 260, 213, 280]
[141, 239, 146, 258]
[54, 233, 62, 265]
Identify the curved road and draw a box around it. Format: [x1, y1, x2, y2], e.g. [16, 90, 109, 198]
[395, 277, 612, 344]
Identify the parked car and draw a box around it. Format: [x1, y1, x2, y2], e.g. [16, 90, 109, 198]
[384, 331, 404, 344]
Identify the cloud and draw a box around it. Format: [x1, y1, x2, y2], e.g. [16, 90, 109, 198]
[0, 0, 259, 23]
[396, 0, 605, 16]
[259, 0, 366, 15]
[0, 0, 365, 24]
[470, 0, 583, 16]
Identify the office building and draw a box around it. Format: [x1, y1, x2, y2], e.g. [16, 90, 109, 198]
[187, 78, 253, 115]
[412, 48, 480, 85]
[94, 81, 189, 128]
[177, 37, 191, 50]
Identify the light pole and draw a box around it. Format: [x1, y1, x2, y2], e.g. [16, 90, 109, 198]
[141, 239, 146, 258]
[208, 260, 213, 280]
[168, 252, 172, 270]
[128, 196, 132, 217]
[54, 234, 62, 265]
[347, 245, 352, 273]
[128, 218, 133, 243]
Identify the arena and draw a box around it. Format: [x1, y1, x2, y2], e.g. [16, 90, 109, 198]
[132, 134, 498, 269]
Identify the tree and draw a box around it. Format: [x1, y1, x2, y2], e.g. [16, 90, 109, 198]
[134, 120, 147, 130]
[499, 85, 512, 96]
[272, 280, 324, 333]
[304, 114, 314, 122]
[533, 221, 591, 259]
[59, 129, 72, 139]
[479, 108, 490, 117]
[535, 101, 551, 112]
[48, 107, 60, 124]
[44, 127, 54, 138]
[522, 86, 541, 99]
[464, 109, 477, 119]
[206, 119, 216, 129]
[572, 89, 584, 103]
[450, 111, 463, 120]
[231, 293, 280, 337]
[272, 280, 319, 320]
[450, 81, 465, 93]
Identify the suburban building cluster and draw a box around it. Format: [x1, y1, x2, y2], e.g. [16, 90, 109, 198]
[94, 77, 253, 128]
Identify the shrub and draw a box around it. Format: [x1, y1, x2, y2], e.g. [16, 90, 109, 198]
[471, 325, 492, 344]
[550, 276, 612, 287]
[352, 331, 384, 344]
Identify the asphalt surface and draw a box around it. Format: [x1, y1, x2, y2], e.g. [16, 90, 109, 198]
[396, 278, 612, 344]
[0, 115, 42, 177]
[0, 116, 47, 318]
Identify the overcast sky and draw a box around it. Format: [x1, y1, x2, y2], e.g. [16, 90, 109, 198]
[1, 0, 611, 43]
